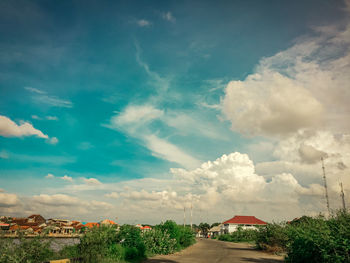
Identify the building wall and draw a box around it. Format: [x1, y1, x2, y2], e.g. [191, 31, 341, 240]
[221, 224, 258, 233]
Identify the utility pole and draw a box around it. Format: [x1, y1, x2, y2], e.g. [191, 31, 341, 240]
[340, 182, 346, 211]
[321, 157, 331, 215]
[183, 207, 186, 227]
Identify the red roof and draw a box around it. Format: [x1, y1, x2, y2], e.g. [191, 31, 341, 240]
[223, 215, 267, 225]
[141, 225, 152, 230]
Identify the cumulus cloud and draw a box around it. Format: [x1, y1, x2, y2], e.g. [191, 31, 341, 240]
[113, 152, 329, 222]
[45, 173, 55, 179]
[61, 175, 73, 182]
[0, 115, 48, 138]
[0, 191, 19, 207]
[83, 178, 102, 185]
[222, 18, 350, 137]
[298, 144, 328, 164]
[32, 194, 79, 206]
[105, 192, 119, 199]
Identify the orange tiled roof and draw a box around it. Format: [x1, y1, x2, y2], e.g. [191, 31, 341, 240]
[84, 222, 99, 228]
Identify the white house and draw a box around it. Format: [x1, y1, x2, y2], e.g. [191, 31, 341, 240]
[221, 215, 267, 234]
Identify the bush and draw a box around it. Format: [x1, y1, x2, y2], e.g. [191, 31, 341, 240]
[78, 225, 119, 262]
[142, 229, 177, 255]
[156, 220, 195, 250]
[256, 223, 288, 252]
[0, 235, 53, 263]
[117, 225, 145, 260]
[218, 228, 257, 243]
[285, 212, 350, 263]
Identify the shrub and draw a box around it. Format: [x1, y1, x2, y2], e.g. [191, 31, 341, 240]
[256, 223, 288, 252]
[285, 212, 350, 263]
[0, 235, 53, 263]
[117, 225, 145, 260]
[156, 220, 195, 250]
[142, 229, 177, 255]
[78, 225, 119, 262]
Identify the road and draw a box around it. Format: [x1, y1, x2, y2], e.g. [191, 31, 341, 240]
[144, 238, 284, 263]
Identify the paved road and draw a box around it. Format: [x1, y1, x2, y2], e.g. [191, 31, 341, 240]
[144, 239, 284, 263]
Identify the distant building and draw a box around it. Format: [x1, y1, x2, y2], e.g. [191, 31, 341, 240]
[100, 219, 117, 226]
[221, 215, 267, 234]
[208, 224, 222, 237]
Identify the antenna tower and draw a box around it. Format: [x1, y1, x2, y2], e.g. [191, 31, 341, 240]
[340, 182, 346, 211]
[321, 157, 330, 215]
[183, 207, 186, 227]
[190, 201, 193, 230]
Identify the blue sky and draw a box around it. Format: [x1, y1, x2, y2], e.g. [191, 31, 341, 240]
[1, 0, 350, 223]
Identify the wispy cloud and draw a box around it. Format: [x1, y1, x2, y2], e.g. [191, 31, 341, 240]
[25, 87, 73, 108]
[24, 87, 45, 94]
[137, 19, 151, 27]
[161, 12, 175, 23]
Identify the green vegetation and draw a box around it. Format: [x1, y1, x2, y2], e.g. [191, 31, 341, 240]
[0, 220, 195, 263]
[0, 235, 53, 263]
[218, 227, 257, 243]
[219, 211, 350, 263]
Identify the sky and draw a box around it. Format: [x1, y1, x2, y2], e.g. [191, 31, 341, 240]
[1, 0, 350, 224]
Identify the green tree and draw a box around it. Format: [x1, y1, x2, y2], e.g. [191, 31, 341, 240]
[198, 223, 210, 237]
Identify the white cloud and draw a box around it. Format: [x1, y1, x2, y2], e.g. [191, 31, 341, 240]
[25, 87, 73, 108]
[47, 137, 59, 145]
[223, 72, 324, 136]
[83, 178, 102, 185]
[24, 87, 45, 94]
[105, 192, 119, 199]
[31, 115, 58, 121]
[90, 200, 113, 210]
[0, 115, 48, 138]
[222, 19, 350, 137]
[45, 173, 55, 179]
[162, 12, 175, 22]
[145, 134, 201, 168]
[32, 194, 79, 206]
[111, 104, 163, 129]
[61, 175, 73, 182]
[0, 192, 19, 207]
[107, 104, 201, 169]
[137, 19, 151, 27]
[31, 115, 41, 120]
[46, 116, 58, 121]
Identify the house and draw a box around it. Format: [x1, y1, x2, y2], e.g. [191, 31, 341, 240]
[27, 214, 46, 225]
[100, 219, 117, 226]
[221, 215, 267, 234]
[208, 224, 222, 237]
[0, 223, 10, 231]
[140, 225, 152, 231]
[84, 222, 99, 228]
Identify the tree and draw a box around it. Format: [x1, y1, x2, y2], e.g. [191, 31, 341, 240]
[198, 223, 210, 237]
